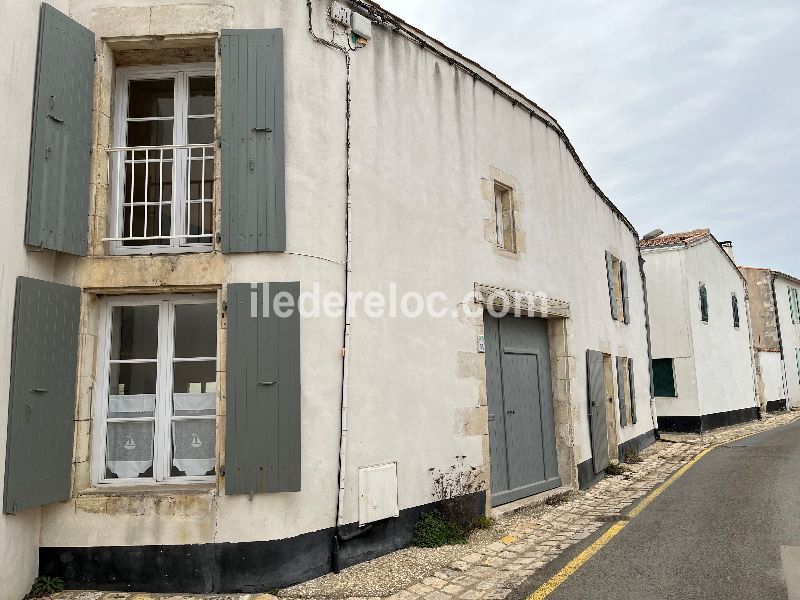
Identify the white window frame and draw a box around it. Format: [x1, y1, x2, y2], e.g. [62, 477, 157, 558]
[109, 63, 216, 255]
[92, 293, 218, 486]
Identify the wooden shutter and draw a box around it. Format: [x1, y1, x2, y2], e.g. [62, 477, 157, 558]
[620, 260, 630, 324]
[791, 288, 799, 325]
[628, 358, 637, 424]
[3, 277, 80, 514]
[220, 29, 286, 253]
[605, 251, 618, 321]
[700, 284, 709, 322]
[26, 4, 94, 256]
[616, 356, 627, 426]
[796, 349, 800, 385]
[225, 282, 300, 495]
[732, 294, 740, 328]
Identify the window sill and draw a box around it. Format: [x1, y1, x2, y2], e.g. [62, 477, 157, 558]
[78, 482, 216, 497]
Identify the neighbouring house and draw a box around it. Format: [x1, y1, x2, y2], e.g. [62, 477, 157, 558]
[0, 0, 657, 595]
[739, 267, 800, 412]
[641, 229, 758, 433]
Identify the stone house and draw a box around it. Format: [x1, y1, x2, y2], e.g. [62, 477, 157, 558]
[740, 267, 800, 412]
[0, 0, 656, 595]
[641, 229, 758, 432]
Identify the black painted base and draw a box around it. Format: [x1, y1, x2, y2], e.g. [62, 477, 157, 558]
[576, 458, 604, 490]
[577, 429, 657, 490]
[40, 491, 486, 594]
[766, 399, 787, 413]
[657, 406, 760, 434]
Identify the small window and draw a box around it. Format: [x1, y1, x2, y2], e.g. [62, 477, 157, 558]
[605, 252, 629, 323]
[653, 358, 677, 397]
[109, 64, 216, 254]
[97, 296, 217, 483]
[699, 283, 709, 322]
[494, 183, 516, 252]
[796, 349, 800, 385]
[731, 294, 740, 329]
[790, 288, 800, 325]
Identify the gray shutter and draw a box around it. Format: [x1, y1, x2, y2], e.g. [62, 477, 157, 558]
[220, 29, 286, 253]
[628, 358, 636, 424]
[616, 356, 628, 426]
[605, 251, 618, 320]
[225, 282, 300, 495]
[620, 260, 630, 324]
[3, 277, 80, 514]
[26, 4, 94, 256]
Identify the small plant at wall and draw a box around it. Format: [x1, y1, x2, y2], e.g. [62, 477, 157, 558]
[544, 490, 573, 506]
[471, 515, 495, 530]
[605, 463, 627, 476]
[429, 456, 487, 533]
[624, 448, 643, 464]
[411, 510, 468, 547]
[26, 576, 64, 598]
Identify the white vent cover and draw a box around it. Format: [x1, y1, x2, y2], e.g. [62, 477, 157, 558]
[358, 462, 399, 525]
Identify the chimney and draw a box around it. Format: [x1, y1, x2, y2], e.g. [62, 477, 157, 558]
[720, 240, 734, 262]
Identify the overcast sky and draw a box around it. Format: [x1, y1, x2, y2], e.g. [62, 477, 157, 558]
[377, 0, 799, 274]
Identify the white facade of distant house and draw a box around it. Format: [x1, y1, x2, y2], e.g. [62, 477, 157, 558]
[643, 234, 757, 430]
[0, 0, 656, 595]
[773, 274, 800, 409]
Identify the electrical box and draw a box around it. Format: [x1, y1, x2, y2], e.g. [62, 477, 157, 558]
[358, 462, 399, 525]
[330, 1, 352, 27]
[351, 11, 372, 40]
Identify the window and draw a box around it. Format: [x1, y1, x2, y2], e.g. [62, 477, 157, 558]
[95, 296, 217, 483]
[494, 183, 516, 251]
[616, 356, 636, 425]
[108, 64, 216, 254]
[790, 288, 799, 325]
[699, 283, 709, 322]
[731, 294, 740, 328]
[605, 252, 630, 323]
[653, 358, 677, 397]
[796, 349, 800, 385]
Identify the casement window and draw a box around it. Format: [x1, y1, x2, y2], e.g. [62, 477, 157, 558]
[94, 295, 218, 483]
[731, 294, 740, 329]
[605, 251, 630, 323]
[790, 288, 799, 325]
[699, 283, 709, 322]
[616, 356, 636, 425]
[796, 349, 800, 385]
[652, 358, 677, 397]
[108, 65, 216, 254]
[494, 182, 516, 252]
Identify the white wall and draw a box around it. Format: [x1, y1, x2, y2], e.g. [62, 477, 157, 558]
[684, 240, 757, 416]
[757, 351, 785, 406]
[5, 0, 657, 560]
[774, 276, 800, 408]
[642, 247, 700, 417]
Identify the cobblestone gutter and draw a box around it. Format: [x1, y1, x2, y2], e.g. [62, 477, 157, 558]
[46, 411, 799, 600]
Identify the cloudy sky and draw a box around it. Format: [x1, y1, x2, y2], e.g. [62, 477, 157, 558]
[378, 0, 800, 273]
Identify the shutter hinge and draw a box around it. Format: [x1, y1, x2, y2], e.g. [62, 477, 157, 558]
[94, 51, 98, 63]
[220, 465, 225, 476]
[215, 230, 222, 243]
[218, 44, 222, 56]
[222, 300, 227, 313]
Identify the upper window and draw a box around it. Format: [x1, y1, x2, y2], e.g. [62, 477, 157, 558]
[95, 295, 217, 484]
[494, 182, 516, 252]
[731, 293, 740, 329]
[789, 287, 799, 325]
[699, 283, 709, 322]
[108, 65, 215, 254]
[653, 358, 677, 397]
[605, 251, 630, 323]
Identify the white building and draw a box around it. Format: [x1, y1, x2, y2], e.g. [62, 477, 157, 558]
[0, 0, 656, 595]
[740, 267, 800, 412]
[642, 229, 758, 432]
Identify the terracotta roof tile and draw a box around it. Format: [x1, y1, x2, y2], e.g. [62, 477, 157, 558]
[640, 228, 710, 248]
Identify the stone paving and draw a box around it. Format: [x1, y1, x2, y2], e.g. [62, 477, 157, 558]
[46, 410, 799, 600]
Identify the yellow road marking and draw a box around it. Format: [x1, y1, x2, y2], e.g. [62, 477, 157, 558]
[526, 422, 794, 600]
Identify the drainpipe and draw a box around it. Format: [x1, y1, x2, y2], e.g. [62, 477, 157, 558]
[306, 0, 372, 574]
[637, 246, 659, 437]
[742, 282, 762, 418]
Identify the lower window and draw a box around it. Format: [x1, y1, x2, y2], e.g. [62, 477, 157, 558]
[653, 358, 677, 397]
[96, 295, 218, 483]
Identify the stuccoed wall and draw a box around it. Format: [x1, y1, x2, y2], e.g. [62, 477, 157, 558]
[684, 241, 756, 416]
[642, 248, 700, 416]
[774, 276, 800, 409]
[1, 0, 657, 556]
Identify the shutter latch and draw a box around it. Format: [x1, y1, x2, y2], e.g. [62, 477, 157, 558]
[252, 127, 272, 133]
[30, 388, 48, 393]
[257, 381, 277, 386]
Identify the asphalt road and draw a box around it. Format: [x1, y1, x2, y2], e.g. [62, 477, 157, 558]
[513, 418, 800, 600]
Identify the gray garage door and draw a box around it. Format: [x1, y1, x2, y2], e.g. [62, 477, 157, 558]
[485, 313, 560, 506]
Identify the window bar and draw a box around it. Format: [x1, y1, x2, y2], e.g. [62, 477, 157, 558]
[200, 146, 206, 237]
[129, 149, 135, 240]
[143, 149, 149, 239]
[186, 148, 191, 241]
[158, 148, 164, 239]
